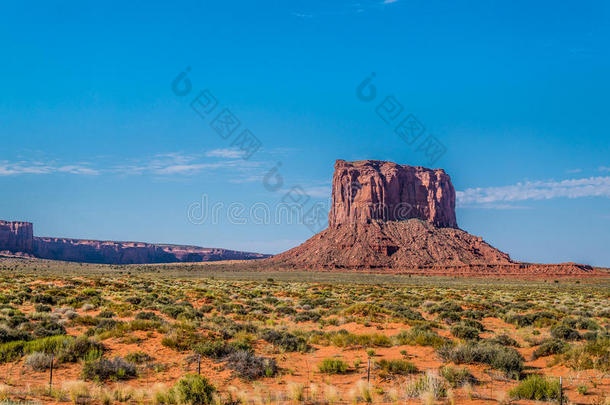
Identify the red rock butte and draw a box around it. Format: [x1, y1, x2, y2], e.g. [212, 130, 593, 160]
[329, 160, 457, 228]
[269, 159, 597, 276]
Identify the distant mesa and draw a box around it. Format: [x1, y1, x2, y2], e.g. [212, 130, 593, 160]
[0, 220, 268, 264]
[268, 159, 596, 276]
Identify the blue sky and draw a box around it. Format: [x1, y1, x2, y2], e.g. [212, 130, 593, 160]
[1, 0, 609, 266]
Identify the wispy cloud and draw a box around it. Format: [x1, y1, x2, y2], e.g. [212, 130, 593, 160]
[599, 166, 610, 172]
[0, 161, 100, 176]
[205, 148, 245, 159]
[457, 176, 610, 207]
[0, 151, 265, 183]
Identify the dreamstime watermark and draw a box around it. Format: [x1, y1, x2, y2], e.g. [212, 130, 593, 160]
[171, 67, 329, 234]
[187, 194, 331, 228]
[356, 73, 447, 165]
[171, 67, 262, 160]
[187, 194, 413, 229]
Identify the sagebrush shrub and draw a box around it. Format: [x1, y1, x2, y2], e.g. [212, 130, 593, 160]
[174, 374, 215, 405]
[225, 350, 277, 379]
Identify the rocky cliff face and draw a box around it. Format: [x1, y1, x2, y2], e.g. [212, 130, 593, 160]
[0, 220, 268, 264]
[329, 160, 457, 228]
[0, 221, 33, 253]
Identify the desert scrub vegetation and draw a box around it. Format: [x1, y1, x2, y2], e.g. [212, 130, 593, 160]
[552, 336, 610, 371]
[0, 260, 607, 404]
[437, 341, 524, 378]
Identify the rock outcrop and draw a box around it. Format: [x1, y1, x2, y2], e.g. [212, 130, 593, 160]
[330, 160, 457, 228]
[0, 220, 268, 264]
[269, 159, 595, 275]
[0, 221, 33, 253]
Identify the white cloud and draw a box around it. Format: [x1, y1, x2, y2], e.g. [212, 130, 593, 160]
[0, 151, 266, 182]
[383, 0, 399, 3]
[205, 148, 245, 159]
[0, 161, 99, 176]
[599, 166, 610, 172]
[457, 176, 610, 207]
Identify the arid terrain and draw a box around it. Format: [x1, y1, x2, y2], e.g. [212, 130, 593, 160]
[0, 257, 608, 405]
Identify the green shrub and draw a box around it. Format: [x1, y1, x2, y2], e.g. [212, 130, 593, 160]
[376, 359, 417, 375]
[33, 320, 66, 338]
[450, 324, 480, 340]
[294, 311, 321, 323]
[0, 325, 31, 343]
[261, 329, 309, 352]
[509, 375, 560, 401]
[161, 329, 199, 351]
[394, 328, 448, 348]
[0, 335, 73, 363]
[57, 336, 104, 363]
[550, 324, 581, 341]
[125, 351, 153, 364]
[135, 311, 160, 321]
[486, 334, 519, 347]
[174, 374, 216, 405]
[318, 358, 349, 374]
[194, 340, 234, 359]
[504, 311, 556, 328]
[532, 339, 568, 359]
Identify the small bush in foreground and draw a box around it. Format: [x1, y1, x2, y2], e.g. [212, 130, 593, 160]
[509, 375, 560, 401]
[318, 358, 349, 374]
[174, 374, 215, 405]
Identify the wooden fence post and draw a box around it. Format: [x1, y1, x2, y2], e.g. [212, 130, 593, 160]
[49, 354, 54, 393]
